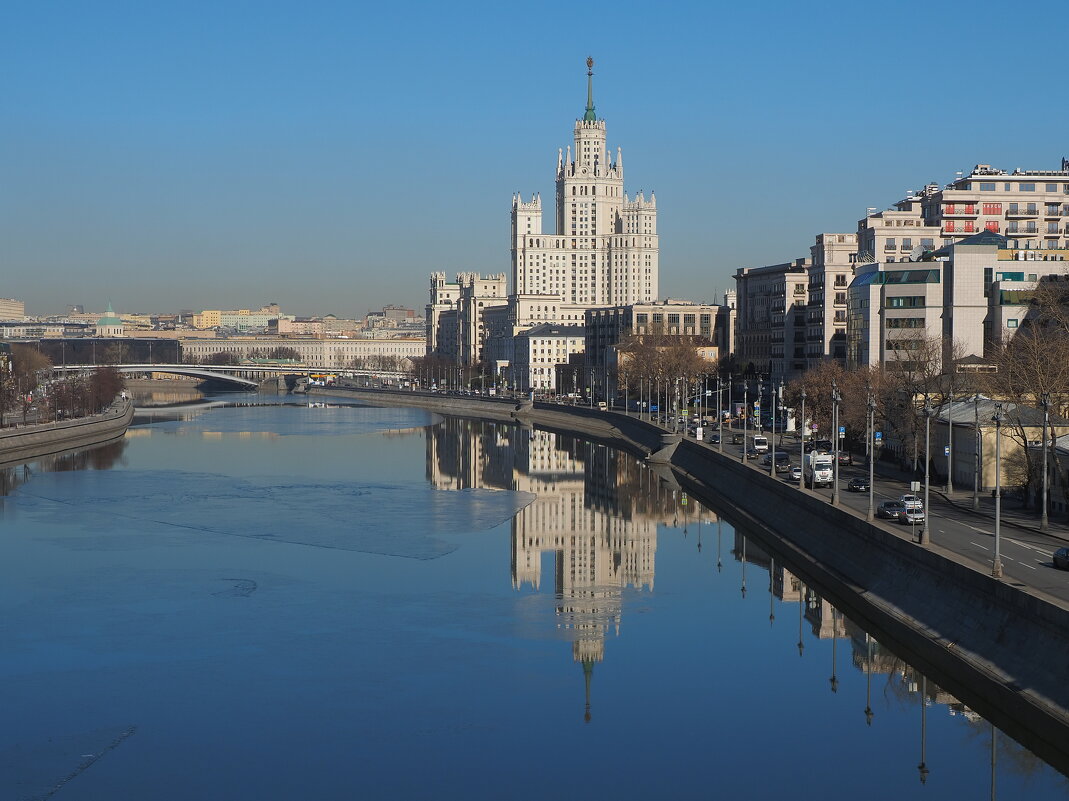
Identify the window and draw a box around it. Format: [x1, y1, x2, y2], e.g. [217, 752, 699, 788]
[980, 182, 997, 191]
[944, 221, 955, 232]
[1047, 184, 1058, 192]
[986, 221, 1000, 232]
[1007, 319, 1019, 328]
[885, 296, 924, 308]
[1020, 183, 1036, 192]
[921, 238, 934, 249]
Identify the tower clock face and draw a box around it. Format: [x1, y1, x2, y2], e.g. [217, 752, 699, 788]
[581, 168, 588, 175]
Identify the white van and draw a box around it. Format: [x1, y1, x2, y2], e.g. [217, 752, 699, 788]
[751, 435, 769, 453]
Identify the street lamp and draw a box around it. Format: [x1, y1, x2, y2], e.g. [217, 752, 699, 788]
[831, 381, 843, 505]
[800, 388, 807, 452]
[867, 387, 877, 521]
[992, 402, 1004, 578]
[973, 393, 982, 511]
[741, 381, 749, 464]
[769, 377, 778, 477]
[717, 371, 724, 453]
[1041, 391, 1051, 532]
[921, 397, 933, 546]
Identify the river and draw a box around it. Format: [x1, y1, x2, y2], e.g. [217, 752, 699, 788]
[0, 394, 1065, 799]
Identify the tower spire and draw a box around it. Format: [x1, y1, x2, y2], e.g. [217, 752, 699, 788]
[583, 56, 596, 122]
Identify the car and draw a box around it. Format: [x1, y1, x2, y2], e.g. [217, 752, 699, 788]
[731, 432, 745, 445]
[837, 452, 853, 465]
[848, 476, 869, 492]
[775, 460, 792, 474]
[705, 432, 721, 445]
[898, 494, 923, 510]
[1054, 547, 1069, 570]
[790, 466, 803, 482]
[745, 448, 760, 460]
[877, 500, 905, 519]
[898, 509, 925, 525]
[813, 439, 834, 453]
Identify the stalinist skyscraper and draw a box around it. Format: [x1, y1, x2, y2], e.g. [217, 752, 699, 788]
[511, 58, 659, 307]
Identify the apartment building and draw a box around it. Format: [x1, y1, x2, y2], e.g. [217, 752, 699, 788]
[733, 259, 810, 379]
[846, 231, 1069, 371]
[806, 233, 856, 365]
[922, 162, 1069, 249]
[0, 297, 26, 319]
[512, 324, 586, 392]
[425, 272, 507, 364]
[511, 60, 658, 309]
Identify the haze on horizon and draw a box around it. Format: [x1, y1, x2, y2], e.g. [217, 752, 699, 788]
[2, 0, 1064, 318]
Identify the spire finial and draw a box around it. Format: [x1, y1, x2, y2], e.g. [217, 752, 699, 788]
[583, 57, 596, 122]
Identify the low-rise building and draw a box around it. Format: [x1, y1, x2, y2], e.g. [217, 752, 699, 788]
[512, 324, 586, 392]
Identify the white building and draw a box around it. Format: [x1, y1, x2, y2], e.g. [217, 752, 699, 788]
[846, 231, 1069, 371]
[180, 337, 425, 368]
[510, 58, 658, 309]
[512, 323, 586, 393]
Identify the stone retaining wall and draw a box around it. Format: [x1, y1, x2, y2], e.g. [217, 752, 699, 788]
[0, 400, 134, 469]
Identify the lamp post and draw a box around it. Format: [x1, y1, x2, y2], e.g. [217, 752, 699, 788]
[921, 397, 933, 545]
[769, 377, 778, 477]
[1041, 391, 1051, 532]
[831, 381, 842, 505]
[973, 393, 982, 511]
[946, 381, 954, 494]
[800, 388, 808, 492]
[867, 387, 877, 521]
[992, 402, 1004, 578]
[742, 381, 749, 464]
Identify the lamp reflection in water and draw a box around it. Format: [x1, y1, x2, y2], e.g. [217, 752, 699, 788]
[918, 674, 930, 784]
[769, 556, 775, 626]
[864, 632, 874, 726]
[829, 607, 839, 693]
[740, 536, 747, 598]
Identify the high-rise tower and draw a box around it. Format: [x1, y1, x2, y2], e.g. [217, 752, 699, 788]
[511, 58, 658, 307]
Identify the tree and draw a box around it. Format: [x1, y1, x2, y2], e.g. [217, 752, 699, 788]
[89, 367, 126, 412]
[268, 346, 301, 361]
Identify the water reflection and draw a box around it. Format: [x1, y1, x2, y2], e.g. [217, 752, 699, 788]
[428, 417, 1063, 788]
[0, 438, 128, 500]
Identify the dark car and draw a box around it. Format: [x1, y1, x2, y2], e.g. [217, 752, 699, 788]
[731, 432, 745, 445]
[813, 439, 834, 453]
[848, 476, 870, 492]
[706, 432, 721, 445]
[837, 452, 853, 466]
[1054, 547, 1069, 571]
[877, 500, 905, 519]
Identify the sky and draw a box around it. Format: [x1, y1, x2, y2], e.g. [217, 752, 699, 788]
[2, 0, 1067, 318]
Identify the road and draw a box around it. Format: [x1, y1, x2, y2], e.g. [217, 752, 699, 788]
[699, 424, 1069, 604]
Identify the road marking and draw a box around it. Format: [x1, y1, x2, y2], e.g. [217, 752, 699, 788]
[1002, 555, 1015, 562]
[1020, 562, 1036, 570]
[970, 541, 989, 551]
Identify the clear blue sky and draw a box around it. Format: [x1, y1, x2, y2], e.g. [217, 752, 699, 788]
[2, 0, 1065, 317]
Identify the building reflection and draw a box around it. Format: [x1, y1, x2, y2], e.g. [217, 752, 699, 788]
[427, 418, 714, 720]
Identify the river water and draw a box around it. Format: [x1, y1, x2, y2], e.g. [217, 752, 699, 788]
[0, 395, 1065, 800]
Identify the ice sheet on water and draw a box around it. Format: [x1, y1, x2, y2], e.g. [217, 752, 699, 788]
[13, 470, 534, 559]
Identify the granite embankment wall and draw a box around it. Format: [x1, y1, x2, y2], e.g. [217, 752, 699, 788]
[0, 400, 134, 469]
[315, 386, 1069, 768]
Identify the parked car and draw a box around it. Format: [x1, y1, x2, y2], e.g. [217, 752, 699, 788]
[898, 509, 925, 525]
[877, 501, 905, 519]
[789, 465, 803, 482]
[848, 476, 870, 492]
[1054, 547, 1069, 570]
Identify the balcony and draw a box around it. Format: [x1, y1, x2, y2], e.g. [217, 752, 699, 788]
[1045, 208, 1064, 218]
[942, 206, 977, 217]
[1007, 226, 1039, 236]
[1006, 207, 1040, 217]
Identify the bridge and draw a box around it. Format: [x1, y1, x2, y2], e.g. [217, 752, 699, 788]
[51, 364, 411, 390]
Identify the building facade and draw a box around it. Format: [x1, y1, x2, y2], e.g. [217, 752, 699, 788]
[733, 259, 810, 379]
[510, 59, 658, 309]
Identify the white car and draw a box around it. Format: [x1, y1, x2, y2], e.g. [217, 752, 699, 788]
[899, 494, 923, 511]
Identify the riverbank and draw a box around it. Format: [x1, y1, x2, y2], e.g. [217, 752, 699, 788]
[313, 385, 1069, 774]
[0, 399, 134, 469]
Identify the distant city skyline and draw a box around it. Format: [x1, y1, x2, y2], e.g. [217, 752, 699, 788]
[3, 0, 1065, 316]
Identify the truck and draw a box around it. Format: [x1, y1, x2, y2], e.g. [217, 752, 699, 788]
[804, 452, 835, 488]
